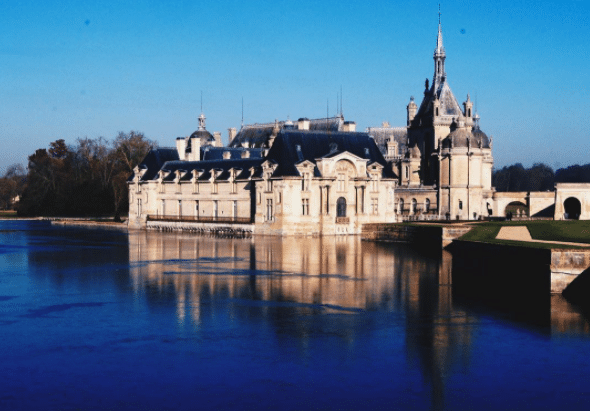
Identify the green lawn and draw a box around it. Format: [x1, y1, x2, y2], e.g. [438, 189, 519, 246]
[459, 220, 590, 248]
[0, 210, 18, 218]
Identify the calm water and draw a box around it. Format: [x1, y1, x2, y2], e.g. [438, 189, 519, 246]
[1, 220, 590, 410]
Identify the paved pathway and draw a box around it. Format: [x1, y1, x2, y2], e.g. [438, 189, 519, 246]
[495, 225, 590, 248]
[496, 226, 532, 241]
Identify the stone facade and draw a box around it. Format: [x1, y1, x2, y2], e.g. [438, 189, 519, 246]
[129, 125, 397, 235]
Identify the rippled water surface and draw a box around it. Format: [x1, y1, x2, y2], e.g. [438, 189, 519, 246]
[1, 220, 590, 410]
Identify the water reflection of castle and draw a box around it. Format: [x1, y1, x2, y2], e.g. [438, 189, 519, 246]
[127, 231, 590, 409]
[128, 231, 478, 408]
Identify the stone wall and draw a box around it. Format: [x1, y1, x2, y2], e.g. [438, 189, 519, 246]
[362, 223, 472, 248]
[145, 220, 253, 237]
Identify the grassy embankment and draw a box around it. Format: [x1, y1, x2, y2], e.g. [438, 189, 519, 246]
[459, 220, 590, 249]
[0, 210, 18, 219]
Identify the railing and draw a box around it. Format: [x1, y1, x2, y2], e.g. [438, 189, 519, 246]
[335, 217, 350, 224]
[147, 215, 252, 224]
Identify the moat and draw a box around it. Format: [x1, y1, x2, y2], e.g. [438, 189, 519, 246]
[1, 220, 590, 410]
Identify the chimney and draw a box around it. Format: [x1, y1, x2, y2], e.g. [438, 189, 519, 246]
[214, 131, 222, 147]
[342, 121, 356, 132]
[228, 127, 237, 143]
[176, 137, 186, 161]
[297, 118, 310, 130]
[189, 135, 201, 161]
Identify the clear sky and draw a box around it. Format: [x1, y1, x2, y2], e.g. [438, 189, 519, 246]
[1, 0, 589, 174]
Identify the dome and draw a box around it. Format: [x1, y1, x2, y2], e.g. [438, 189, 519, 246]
[441, 126, 491, 150]
[189, 129, 214, 144]
[471, 127, 490, 149]
[441, 127, 471, 149]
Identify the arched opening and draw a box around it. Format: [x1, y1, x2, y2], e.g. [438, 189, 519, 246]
[337, 197, 347, 217]
[564, 197, 581, 220]
[398, 198, 404, 214]
[505, 201, 528, 219]
[425, 198, 430, 213]
[411, 198, 417, 214]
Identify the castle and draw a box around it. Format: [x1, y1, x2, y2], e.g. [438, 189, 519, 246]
[127, 19, 494, 234]
[127, 18, 589, 234]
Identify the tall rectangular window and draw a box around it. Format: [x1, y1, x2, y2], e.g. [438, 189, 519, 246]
[266, 199, 273, 222]
[302, 199, 309, 216]
[337, 174, 345, 192]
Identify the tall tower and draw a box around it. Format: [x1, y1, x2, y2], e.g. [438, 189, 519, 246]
[406, 11, 464, 185]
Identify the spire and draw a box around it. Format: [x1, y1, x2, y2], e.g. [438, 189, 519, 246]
[433, 5, 446, 91]
[435, 5, 445, 57]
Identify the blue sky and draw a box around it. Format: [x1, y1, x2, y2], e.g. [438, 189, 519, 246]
[1, 0, 589, 174]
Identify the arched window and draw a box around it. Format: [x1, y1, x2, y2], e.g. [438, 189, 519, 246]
[425, 198, 430, 213]
[337, 197, 347, 217]
[411, 198, 417, 214]
[398, 198, 404, 214]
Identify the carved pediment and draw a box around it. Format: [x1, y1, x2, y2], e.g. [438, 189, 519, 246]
[315, 151, 368, 178]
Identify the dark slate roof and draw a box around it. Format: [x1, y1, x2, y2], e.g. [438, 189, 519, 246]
[265, 130, 396, 178]
[412, 79, 463, 128]
[366, 126, 408, 156]
[228, 116, 344, 149]
[308, 116, 342, 132]
[158, 158, 264, 182]
[441, 124, 491, 149]
[228, 123, 276, 148]
[200, 146, 263, 161]
[133, 147, 179, 181]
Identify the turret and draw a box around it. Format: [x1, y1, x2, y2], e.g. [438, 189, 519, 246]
[463, 94, 474, 128]
[407, 96, 417, 126]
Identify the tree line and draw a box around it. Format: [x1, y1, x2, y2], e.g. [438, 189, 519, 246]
[0, 131, 155, 219]
[3, 138, 589, 215]
[492, 163, 590, 192]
